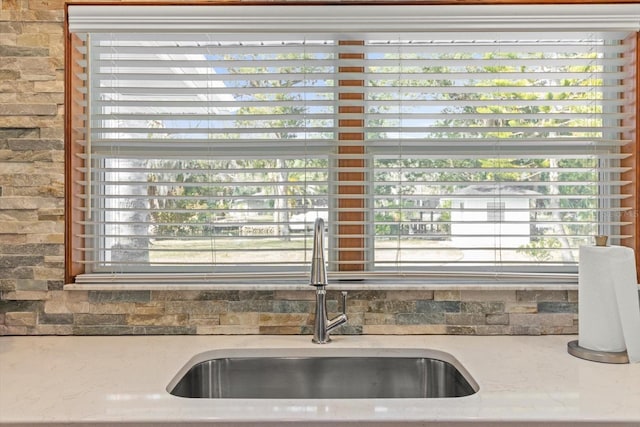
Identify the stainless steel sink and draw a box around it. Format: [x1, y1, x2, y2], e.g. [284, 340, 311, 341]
[167, 348, 478, 399]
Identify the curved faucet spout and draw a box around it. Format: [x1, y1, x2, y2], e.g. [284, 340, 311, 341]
[308, 218, 348, 343]
[309, 218, 327, 287]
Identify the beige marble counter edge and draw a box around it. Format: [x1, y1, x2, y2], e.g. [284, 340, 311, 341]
[1, 335, 640, 426]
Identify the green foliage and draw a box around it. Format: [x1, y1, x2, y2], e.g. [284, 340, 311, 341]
[517, 237, 562, 262]
[144, 38, 610, 255]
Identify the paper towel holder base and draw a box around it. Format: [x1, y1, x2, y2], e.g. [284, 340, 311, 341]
[567, 340, 629, 364]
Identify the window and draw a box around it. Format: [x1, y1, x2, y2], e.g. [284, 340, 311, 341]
[66, 4, 639, 285]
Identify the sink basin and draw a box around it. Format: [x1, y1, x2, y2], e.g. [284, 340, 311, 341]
[167, 348, 478, 399]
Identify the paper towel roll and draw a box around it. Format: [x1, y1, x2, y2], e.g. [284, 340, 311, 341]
[579, 245, 640, 362]
[611, 250, 640, 363]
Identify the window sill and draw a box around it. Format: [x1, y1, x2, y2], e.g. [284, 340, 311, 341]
[63, 281, 580, 292]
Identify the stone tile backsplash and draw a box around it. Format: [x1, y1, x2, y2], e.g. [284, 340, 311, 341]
[1, 289, 580, 336]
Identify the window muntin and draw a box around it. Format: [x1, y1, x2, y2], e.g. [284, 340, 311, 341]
[69, 27, 635, 282]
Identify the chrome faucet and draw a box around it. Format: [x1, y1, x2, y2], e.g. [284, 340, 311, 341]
[309, 217, 348, 344]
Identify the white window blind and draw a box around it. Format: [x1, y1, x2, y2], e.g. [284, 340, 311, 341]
[362, 33, 635, 276]
[68, 5, 638, 285]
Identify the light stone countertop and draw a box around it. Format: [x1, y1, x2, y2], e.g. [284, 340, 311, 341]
[0, 334, 639, 426]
